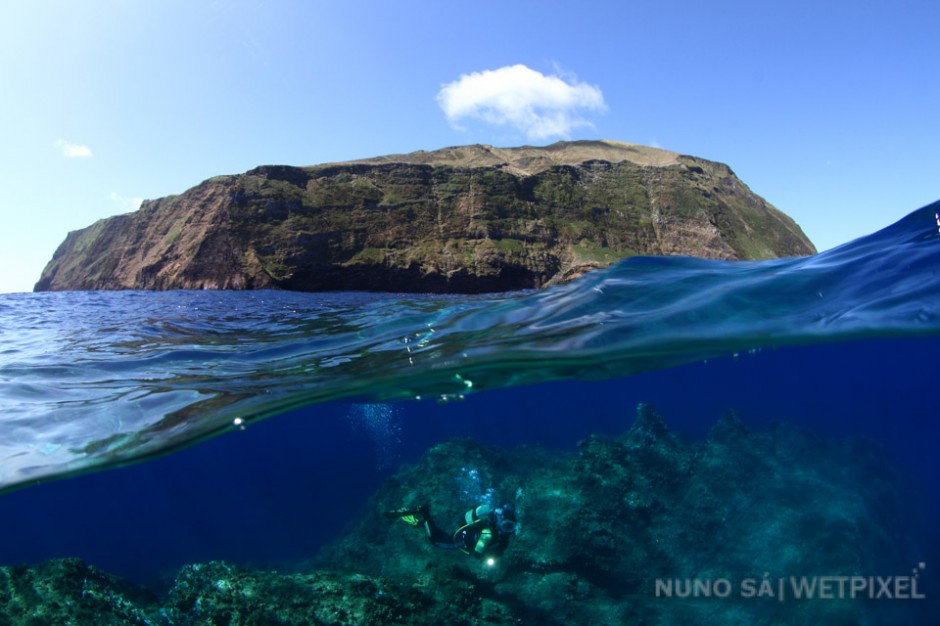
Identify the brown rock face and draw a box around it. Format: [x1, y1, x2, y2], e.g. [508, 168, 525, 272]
[35, 140, 816, 293]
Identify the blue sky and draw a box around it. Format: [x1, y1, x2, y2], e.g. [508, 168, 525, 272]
[1, 0, 936, 294]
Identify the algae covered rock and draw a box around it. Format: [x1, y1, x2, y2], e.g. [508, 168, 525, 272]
[35, 141, 816, 293]
[318, 405, 936, 625]
[0, 557, 159, 625]
[162, 561, 427, 626]
[0, 407, 933, 625]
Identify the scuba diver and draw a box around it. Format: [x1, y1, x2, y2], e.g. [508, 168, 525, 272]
[384, 502, 518, 560]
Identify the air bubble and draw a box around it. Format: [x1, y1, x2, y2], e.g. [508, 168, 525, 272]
[347, 404, 402, 470]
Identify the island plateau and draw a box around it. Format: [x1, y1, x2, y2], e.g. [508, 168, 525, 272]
[35, 140, 815, 293]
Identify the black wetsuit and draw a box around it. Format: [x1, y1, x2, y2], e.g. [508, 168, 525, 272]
[419, 504, 513, 557]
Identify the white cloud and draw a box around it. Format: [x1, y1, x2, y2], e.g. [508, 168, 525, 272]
[55, 139, 93, 158]
[109, 192, 144, 211]
[437, 64, 606, 140]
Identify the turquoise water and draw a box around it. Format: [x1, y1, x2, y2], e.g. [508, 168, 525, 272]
[0, 203, 938, 623]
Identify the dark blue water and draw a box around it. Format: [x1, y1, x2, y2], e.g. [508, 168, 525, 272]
[1, 337, 937, 588]
[0, 202, 938, 594]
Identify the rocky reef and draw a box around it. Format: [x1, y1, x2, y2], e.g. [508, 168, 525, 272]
[1, 407, 933, 625]
[35, 141, 815, 293]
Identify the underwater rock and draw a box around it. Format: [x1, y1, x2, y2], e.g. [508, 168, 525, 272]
[0, 557, 159, 625]
[162, 561, 443, 626]
[318, 405, 936, 625]
[0, 408, 934, 625]
[0, 557, 517, 626]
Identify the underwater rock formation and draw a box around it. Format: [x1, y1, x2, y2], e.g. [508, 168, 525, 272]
[0, 557, 158, 625]
[1, 407, 933, 625]
[318, 405, 935, 625]
[35, 140, 815, 293]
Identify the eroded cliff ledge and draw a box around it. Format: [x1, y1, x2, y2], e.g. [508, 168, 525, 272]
[35, 140, 815, 293]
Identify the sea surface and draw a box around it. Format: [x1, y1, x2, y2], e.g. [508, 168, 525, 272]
[1, 203, 939, 618]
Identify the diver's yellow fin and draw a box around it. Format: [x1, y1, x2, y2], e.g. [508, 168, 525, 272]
[382, 507, 425, 526]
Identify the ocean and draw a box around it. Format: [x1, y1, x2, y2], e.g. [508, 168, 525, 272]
[0, 203, 938, 625]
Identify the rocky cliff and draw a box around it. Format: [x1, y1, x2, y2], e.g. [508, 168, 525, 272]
[35, 140, 816, 293]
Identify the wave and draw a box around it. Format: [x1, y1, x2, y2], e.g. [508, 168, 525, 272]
[1, 201, 938, 491]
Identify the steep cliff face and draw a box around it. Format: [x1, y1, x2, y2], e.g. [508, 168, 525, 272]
[35, 140, 816, 293]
